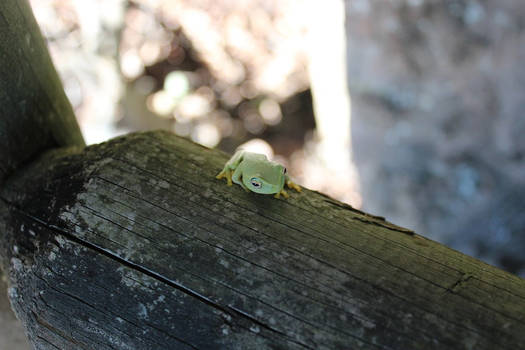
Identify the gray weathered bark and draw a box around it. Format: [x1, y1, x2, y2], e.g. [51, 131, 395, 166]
[1, 131, 525, 349]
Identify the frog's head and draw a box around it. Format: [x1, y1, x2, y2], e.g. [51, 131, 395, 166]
[243, 163, 286, 194]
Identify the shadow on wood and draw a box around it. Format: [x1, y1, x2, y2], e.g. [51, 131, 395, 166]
[0, 131, 524, 349]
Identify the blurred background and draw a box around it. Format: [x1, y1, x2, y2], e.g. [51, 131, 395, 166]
[3, 0, 525, 347]
[27, 0, 525, 276]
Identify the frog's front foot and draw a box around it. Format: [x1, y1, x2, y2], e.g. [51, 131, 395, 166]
[275, 180, 301, 199]
[286, 180, 301, 193]
[216, 169, 233, 186]
[274, 189, 290, 199]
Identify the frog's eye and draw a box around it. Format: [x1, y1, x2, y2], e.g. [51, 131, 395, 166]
[283, 167, 287, 174]
[250, 178, 262, 188]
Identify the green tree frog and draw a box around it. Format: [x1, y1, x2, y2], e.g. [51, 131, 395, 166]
[216, 150, 301, 198]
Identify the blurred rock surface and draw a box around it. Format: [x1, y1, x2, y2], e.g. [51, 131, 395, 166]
[0, 274, 30, 350]
[347, 0, 525, 275]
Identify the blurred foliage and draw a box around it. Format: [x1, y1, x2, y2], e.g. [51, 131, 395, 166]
[30, 0, 314, 149]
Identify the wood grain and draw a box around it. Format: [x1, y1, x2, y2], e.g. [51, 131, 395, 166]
[1, 131, 524, 349]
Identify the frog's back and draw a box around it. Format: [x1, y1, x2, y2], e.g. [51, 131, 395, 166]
[241, 151, 268, 163]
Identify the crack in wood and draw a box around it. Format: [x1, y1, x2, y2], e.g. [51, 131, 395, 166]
[36, 336, 62, 350]
[33, 280, 127, 350]
[34, 262, 193, 349]
[352, 216, 415, 236]
[31, 310, 85, 349]
[446, 273, 474, 294]
[14, 207, 316, 350]
[322, 197, 386, 221]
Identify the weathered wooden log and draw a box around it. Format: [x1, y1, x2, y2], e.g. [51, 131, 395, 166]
[1, 131, 524, 349]
[0, 0, 84, 184]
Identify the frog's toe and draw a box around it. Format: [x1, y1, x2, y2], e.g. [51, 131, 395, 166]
[286, 180, 301, 192]
[274, 190, 289, 199]
[216, 169, 233, 186]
